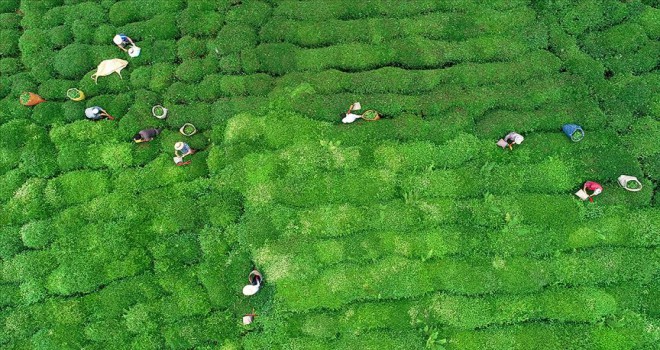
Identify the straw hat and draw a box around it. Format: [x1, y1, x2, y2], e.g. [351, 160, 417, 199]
[513, 135, 524, 144]
[174, 142, 185, 150]
[242, 284, 260, 296]
[113, 35, 123, 45]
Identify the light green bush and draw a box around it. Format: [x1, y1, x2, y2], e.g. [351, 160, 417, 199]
[20, 220, 54, 249]
[44, 170, 110, 208]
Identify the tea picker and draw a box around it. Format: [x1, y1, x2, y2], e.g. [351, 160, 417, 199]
[133, 128, 161, 143]
[340, 102, 381, 123]
[575, 181, 602, 202]
[113, 34, 141, 57]
[242, 269, 263, 296]
[173, 141, 196, 166]
[497, 132, 524, 150]
[85, 106, 114, 121]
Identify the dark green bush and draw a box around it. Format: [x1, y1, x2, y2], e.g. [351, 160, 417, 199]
[0, 225, 23, 260]
[0, 29, 20, 57]
[0, 14, 20, 30]
[175, 59, 205, 83]
[177, 36, 207, 59]
[211, 24, 257, 55]
[0, 58, 22, 75]
[177, 8, 223, 37]
[53, 43, 94, 79]
[148, 62, 175, 92]
[108, 0, 158, 26]
[119, 14, 179, 41]
[93, 24, 116, 45]
[225, 1, 271, 27]
[582, 23, 649, 58]
[70, 19, 97, 44]
[48, 25, 73, 49]
[164, 82, 197, 104]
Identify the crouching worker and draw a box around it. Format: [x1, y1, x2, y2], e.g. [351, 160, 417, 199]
[133, 128, 161, 143]
[85, 106, 114, 121]
[583, 181, 603, 197]
[497, 132, 524, 150]
[340, 102, 381, 123]
[242, 269, 263, 296]
[113, 33, 135, 52]
[173, 141, 196, 166]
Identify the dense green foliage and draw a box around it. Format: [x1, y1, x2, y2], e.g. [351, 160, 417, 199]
[0, 0, 658, 349]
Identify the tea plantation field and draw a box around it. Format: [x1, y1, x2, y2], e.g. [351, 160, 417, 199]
[1, 0, 659, 349]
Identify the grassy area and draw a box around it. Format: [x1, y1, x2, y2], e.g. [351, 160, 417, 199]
[0, 0, 658, 349]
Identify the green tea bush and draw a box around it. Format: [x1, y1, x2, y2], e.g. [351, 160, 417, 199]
[582, 23, 649, 58]
[119, 14, 179, 41]
[177, 36, 207, 59]
[0, 29, 20, 57]
[19, 133, 59, 178]
[53, 43, 94, 79]
[2, 178, 50, 225]
[177, 8, 223, 37]
[0, 58, 22, 75]
[20, 219, 54, 249]
[133, 39, 177, 65]
[0, 13, 20, 29]
[211, 24, 257, 55]
[130, 66, 151, 89]
[225, 1, 271, 27]
[149, 62, 176, 92]
[0, 169, 26, 202]
[164, 82, 197, 104]
[44, 170, 110, 209]
[108, 0, 159, 26]
[175, 59, 205, 83]
[0, 225, 22, 260]
[637, 6, 660, 40]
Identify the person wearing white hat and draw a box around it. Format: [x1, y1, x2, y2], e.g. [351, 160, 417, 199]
[173, 142, 195, 166]
[84, 106, 114, 121]
[340, 102, 363, 124]
[501, 132, 524, 150]
[242, 269, 263, 296]
[113, 34, 135, 52]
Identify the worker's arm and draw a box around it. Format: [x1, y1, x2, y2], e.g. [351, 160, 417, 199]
[127, 37, 135, 46]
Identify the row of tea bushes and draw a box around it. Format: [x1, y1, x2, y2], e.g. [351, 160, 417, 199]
[242, 37, 536, 75]
[261, 7, 540, 46]
[270, 248, 656, 312]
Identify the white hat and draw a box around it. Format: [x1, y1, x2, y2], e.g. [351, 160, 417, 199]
[242, 284, 260, 296]
[113, 35, 123, 45]
[174, 142, 185, 150]
[93, 107, 100, 114]
[513, 135, 524, 144]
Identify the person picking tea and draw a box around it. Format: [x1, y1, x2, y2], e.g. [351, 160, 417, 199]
[133, 128, 161, 143]
[242, 269, 263, 296]
[84, 106, 114, 121]
[113, 33, 135, 52]
[583, 181, 603, 197]
[497, 132, 524, 150]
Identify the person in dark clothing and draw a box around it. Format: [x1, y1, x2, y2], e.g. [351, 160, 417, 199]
[133, 128, 161, 143]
